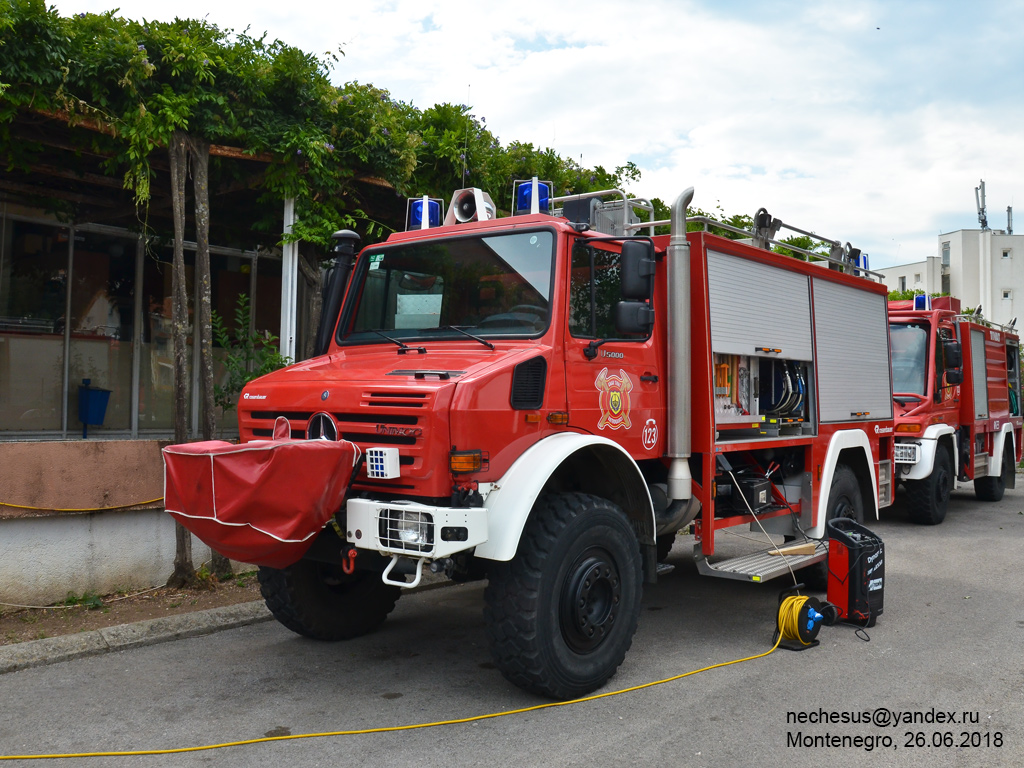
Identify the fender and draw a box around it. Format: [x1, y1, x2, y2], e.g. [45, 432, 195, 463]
[988, 423, 1016, 477]
[812, 429, 878, 539]
[899, 424, 957, 482]
[474, 432, 654, 562]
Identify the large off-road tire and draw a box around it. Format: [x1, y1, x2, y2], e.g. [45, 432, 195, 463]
[802, 464, 864, 591]
[906, 445, 953, 525]
[974, 442, 1014, 502]
[484, 492, 643, 700]
[258, 560, 400, 641]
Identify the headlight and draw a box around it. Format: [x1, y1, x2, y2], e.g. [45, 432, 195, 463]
[396, 511, 428, 545]
[380, 508, 434, 553]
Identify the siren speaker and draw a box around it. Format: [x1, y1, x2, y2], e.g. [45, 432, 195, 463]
[454, 190, 479, 223]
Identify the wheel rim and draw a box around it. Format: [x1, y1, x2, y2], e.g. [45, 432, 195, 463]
[833, 496, 856, 520]
[559, 548, 621, 654]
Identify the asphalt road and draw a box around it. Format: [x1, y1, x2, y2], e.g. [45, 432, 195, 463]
[1, 483, 1022, 767]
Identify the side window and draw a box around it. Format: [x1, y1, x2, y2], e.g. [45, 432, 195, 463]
[568, 242, 648, 341]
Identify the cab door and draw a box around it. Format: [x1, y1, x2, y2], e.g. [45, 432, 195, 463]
[564, 239, 663, 458]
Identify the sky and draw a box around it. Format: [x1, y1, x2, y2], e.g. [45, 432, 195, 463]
[48, 0, 1024, 269]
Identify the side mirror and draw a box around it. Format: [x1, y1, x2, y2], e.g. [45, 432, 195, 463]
[943, 340, 962, 369]
[615, 301, 654, 335]
[620, 240, 656, 300]
[945, 369, 964, 385]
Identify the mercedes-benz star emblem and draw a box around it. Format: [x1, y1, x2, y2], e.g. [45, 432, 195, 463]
[306, 412, 338, 441]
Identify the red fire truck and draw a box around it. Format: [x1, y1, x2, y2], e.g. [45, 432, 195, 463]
[168, 182, 895, 699]
[889, 296, 1022, 524]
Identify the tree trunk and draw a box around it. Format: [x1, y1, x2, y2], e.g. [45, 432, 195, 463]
[298, 242, 323, 361]
[194, 143, 233, 582]
[167, 130, 198, 589]
[189, 135, 233, 581]
[190, 135, 216, 442]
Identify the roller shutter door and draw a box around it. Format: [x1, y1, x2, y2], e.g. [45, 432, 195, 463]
[970, 329, 989, 419]
[813, 278, 892, 423]
[707, 250, 813, 360]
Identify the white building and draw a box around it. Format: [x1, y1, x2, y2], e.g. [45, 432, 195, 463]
[880, 227, 1024, 327]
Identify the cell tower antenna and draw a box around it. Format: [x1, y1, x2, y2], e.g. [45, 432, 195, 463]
[975, 179, 989, 230]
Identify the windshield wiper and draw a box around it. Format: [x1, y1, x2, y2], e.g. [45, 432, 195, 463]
[431, 325, 495, 350]
[371, 330, 426, 354]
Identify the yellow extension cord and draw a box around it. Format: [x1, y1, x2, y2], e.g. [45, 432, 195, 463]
[0, 596, 815, 761]
[0, 499, 164, 513]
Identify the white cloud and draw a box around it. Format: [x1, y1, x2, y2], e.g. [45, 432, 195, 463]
[49, 0, 1024, 268]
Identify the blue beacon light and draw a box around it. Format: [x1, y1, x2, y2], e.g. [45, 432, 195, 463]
[515, 179, 551, 215]
[408, 196, 441, 230]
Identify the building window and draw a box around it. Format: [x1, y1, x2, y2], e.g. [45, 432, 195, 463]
[68, 231, 138, 432]
[898, 276, 907, 291]
[941, 242, 950, 266]
[0, 212, 274, 437]
[1003, 249, 1012, 259]
[0, 221, 69, 431]
[1003, 290, 1012, 300]
[913, 273, 921, 284]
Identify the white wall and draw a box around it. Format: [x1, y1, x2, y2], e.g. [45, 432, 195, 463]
[879, 259, 934, 294]
[880, 231, 1024, 327]
[0, 510, 220, 605]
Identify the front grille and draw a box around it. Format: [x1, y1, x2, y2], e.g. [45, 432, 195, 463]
[244, 387, 435, 488]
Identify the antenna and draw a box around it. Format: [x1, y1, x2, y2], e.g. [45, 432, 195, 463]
[1008, 206, 1013, 235]
[975, 179, 989, 230]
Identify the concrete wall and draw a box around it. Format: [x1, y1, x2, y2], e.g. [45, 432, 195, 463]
[879, 259, 930, 293]
[0, 439, 223, 605]
[0, 440, 166, 516]
[0, 510, 216, 605]
[943, 229, 1024, 326]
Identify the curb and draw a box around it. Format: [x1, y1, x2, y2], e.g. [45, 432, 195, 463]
[0, 600, 273, 675]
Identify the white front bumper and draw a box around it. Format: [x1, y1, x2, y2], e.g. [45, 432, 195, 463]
[346, 498, 489, 560]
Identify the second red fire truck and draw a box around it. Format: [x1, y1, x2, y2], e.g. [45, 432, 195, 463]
[889, 296, 1021, 524]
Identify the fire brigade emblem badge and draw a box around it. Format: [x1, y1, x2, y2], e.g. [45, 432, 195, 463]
[595, 368, 634, 430]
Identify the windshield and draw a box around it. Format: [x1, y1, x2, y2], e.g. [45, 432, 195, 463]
[890, 322, 928, 395]
[340, 230, 555, 344]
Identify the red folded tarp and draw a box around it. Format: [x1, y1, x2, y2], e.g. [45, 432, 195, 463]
[163, 432, 358, 569]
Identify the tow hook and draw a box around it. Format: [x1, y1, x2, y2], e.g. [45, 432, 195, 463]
[342, 547, 358, 575]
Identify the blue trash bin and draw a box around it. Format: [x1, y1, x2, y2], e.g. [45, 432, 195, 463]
[78, 379, 111, 438]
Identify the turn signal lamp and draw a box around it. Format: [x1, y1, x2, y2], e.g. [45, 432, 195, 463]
[514, 177, 552, 215]
[547, 412, 569, 425]
[406, 196, 443, 230]
[449, 449, 489, 474]
[895, 423, 922, 433]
